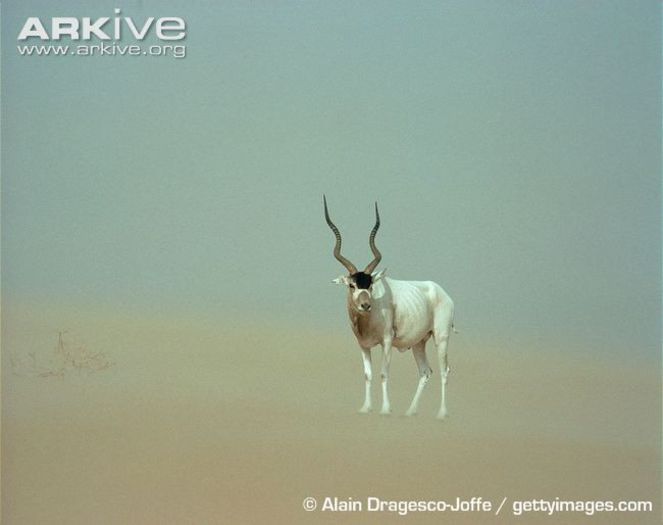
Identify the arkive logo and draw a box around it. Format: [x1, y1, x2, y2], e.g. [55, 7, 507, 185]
[17, 8, 186, 41]
[16, 8, 186, 58]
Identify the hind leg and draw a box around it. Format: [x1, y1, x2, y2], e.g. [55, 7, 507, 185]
[435, 333, 450, 419]
[405, 341, 432, 416]
[434, 307, 453, 419]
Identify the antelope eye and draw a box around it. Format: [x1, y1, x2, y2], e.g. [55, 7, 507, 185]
[349, 284, 355, 289]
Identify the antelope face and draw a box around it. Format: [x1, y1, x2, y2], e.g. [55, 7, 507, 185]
[333, 270, 386, 314]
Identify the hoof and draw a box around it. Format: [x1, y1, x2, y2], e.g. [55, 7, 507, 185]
[358, 406, 372, 414]
[405, 409, 417, 417]
[379, 408, 392, 416]
[436, 410, 448, 420]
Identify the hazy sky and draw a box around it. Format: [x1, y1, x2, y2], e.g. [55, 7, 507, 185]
[2, 1, 660, 358]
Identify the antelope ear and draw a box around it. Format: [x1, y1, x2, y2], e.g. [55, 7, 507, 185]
[371, 268, 387, 282]
[332, 275, 351, 285]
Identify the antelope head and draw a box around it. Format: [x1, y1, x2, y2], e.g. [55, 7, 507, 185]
[324, 195, 386, 314]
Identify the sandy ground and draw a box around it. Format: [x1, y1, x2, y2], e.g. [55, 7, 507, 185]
[2, 303, 660, 524]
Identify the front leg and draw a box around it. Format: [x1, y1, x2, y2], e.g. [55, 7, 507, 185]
[380, 338, 393, 415]
[405, 341, 432, 416]
[359, 348, 372, 413]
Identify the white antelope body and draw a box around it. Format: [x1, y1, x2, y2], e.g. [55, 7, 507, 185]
[324, 196, 456, 419]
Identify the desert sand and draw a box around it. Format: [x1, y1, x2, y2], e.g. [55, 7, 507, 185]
[2, 302, 660, 524]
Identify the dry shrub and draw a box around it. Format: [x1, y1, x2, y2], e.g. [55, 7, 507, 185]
[10, 331, 114, 378]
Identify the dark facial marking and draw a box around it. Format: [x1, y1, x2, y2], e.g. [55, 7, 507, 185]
[352, 272, 373, 289]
